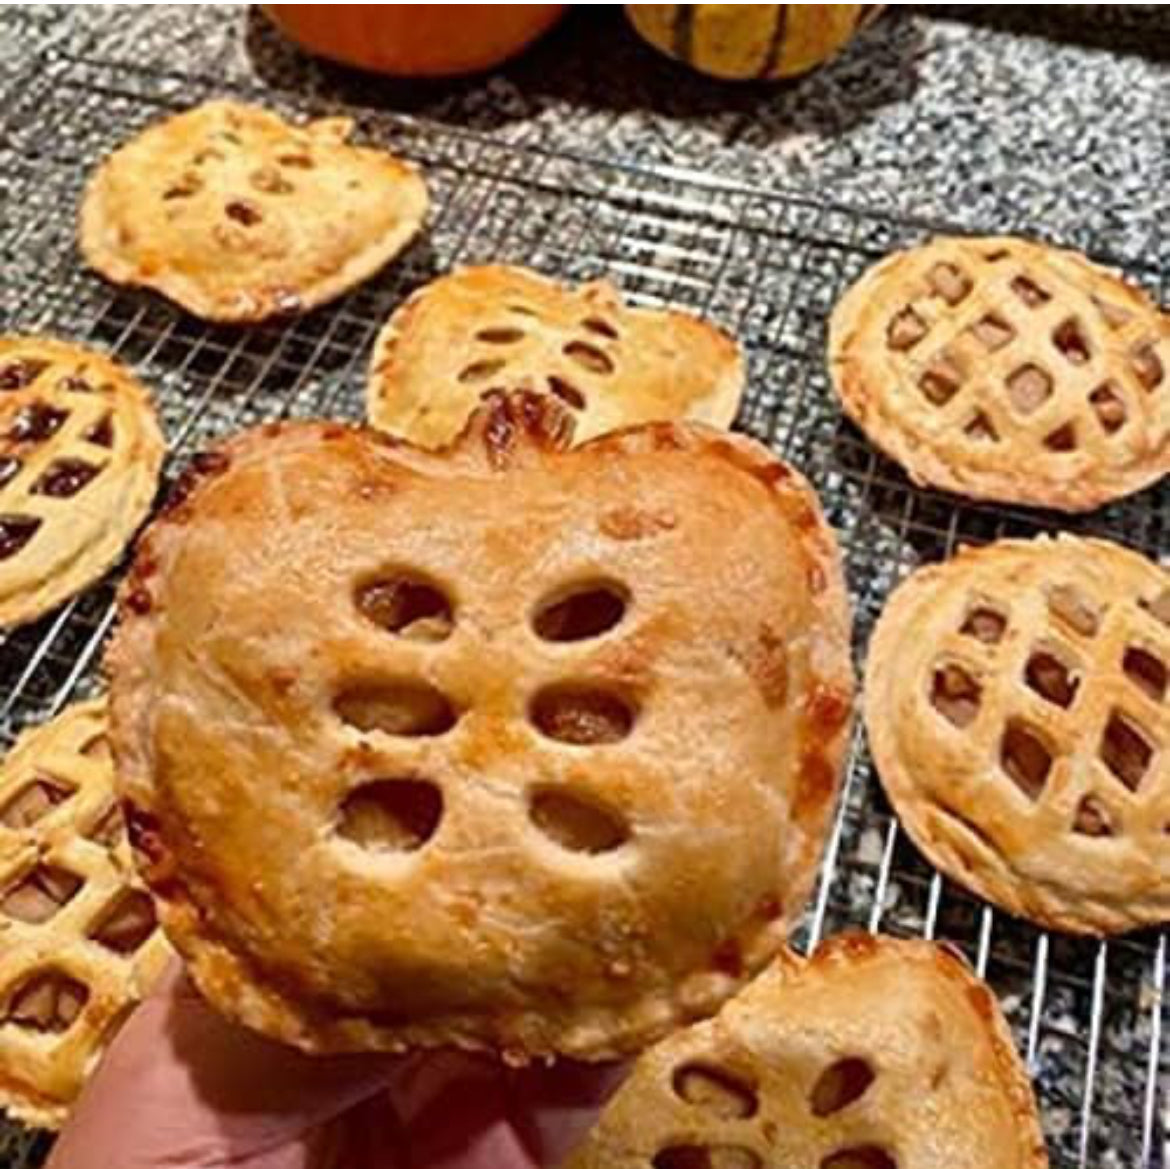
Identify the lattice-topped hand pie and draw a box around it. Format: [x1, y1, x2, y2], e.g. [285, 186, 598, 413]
[867, 535, 1170, 935]
[107, 390, 853, 1059]
[81, 100, 429, 323]
[0, 700, 170, 1129]
[0, 337, 165, 629]
[366, 265, 745, 448]
[830, 236, 1170, 511]
[564, 933, 1048, 1169]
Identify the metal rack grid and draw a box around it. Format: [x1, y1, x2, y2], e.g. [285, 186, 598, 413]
[0, 46, 1167, 1169]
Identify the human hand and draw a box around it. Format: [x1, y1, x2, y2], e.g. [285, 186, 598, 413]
[47, 965, 624, 1169]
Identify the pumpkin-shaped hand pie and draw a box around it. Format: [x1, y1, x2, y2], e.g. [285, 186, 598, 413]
[80, 100, 428, 323]
[564, 934, 1048, 1169]
[106, 391, 853, 1059]
[367, 265, 745, 449]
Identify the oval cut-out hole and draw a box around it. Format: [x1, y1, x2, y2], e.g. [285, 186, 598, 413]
[1090, 382, 1127, 434]
[0, 515, 41, 561]
[529, 789, 629, 854]
[1048, 585, 1101, 637]
[1073, 794, 1113, 838]
[529, 685, 635, 745]
[32, 458, 100, 499]
[507, 303, 540, 318]
[960, 605, 1006, 644]
[88, 890, 157, 954]
[970, 313, 1014, 351]
[886, 307, 926, 351]
[1006, 364, 1052, 414]
[2, 865, 82, 924]
[930, 664, 981, 728]
[563, 340, 615, 375]
[581, 316, 619, 339]
[810, 1057, 876, 1117]
[672, 1063, 758, 1119]
[1100, 712, 1153, 792]
[277, 152, 314, 169]
[1011, 275, 1050, 308]
[458, 358, 506, 384]
[821, 1148, 897, 1169]
[927, 262, 971, 305]
[356, 577, 453, 641]
[338, 780, 443, 852]
[533, 583, 627, 642]
[963, 411, 999, 442]
[0, 358, 49, 391]
[1025, 651, 1079, 708]
[335, 681, 459, 738]
[547, 375, 586, 410]
[1052, 318, 1090, 365]
[224, 200, 262, 226]
[1124, 647, 1167, 702]
[1001, 721, 1053, 802]
[1131, 343, 1165, 391]
[0, 778, 74, 828]
[474, 326, 525, 345]
[4, 970, 88, 1032]
[654, 1147, 761, 1169]
[919, 363, 960, 406]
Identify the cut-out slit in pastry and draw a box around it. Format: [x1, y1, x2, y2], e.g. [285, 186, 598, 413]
[1073, 795, 1113, 838]
[458, 358, 506, 385]
[529, 685, 635, 745]
[1024, 651, 1078, 708]
[1043, 422, 1077, 452]
[1099, 713, 1152, 792]
[86, 413, 115, 448]
[1006, 364, 1052, 414]
[334, 681, 459, 737]
[930, 664, 980, 728]
[10, 403, 69, 443]
[563, 341, 615, 375]
[355, 576, 453, 641]
[1139, 590, 1170, 628]
[533, 583, 627, 642]
[529, 788, 629, 855]
[927, 262, 971, 305]
[1047, 584, 1101, 637]
[1000, 721, 1052, 801]
[0, 359, 50, 391]
[653, 1148, 761, 1169]
[0, 457, 21, 488]
[1052, 318, 1091, 365]
[672, 1063, 758, 1119]
[1123, 647, 1167, 702]
[547, 375, 586, 410]
[32, 458, 101, 499]
[88, 890, 158, 955]
[338, 780, 443, 852]
[971, 313, 1014, 351]
[0, 515, 41, 560]
[886, 307, 927, 351]
[0, 777, 75, 828]
[581, 317, 619, 339]
[2, 865, 83, 924]
[1131, 344, 1163, 391]
[1011, 275, 1050, 308]
[919, 364, 960, 407]
[960, 606, 1006, 644]
[1093, 296, 1132, 329]
[474, 327, 525, 345]
[809, 1057, 876, 1117]
[1089, 383, 1127, 434]
[4, 971, 88, 1033]
[821, 1149, 897, 1169]
[964, 412, 999, 442]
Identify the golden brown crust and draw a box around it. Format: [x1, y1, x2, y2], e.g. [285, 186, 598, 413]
[564, 932, 1048, 1169]
[829, 235, 1170, 512]
[0, 700, 171, 1130]
[106, 390, 853, 1059]
[80, 100, 428, 323]
[866, 535, 1170, 935]
[0, 337, 165, 629]
[367, 265, 745, 448]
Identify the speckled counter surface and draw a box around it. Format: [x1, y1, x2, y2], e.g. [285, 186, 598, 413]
[5, 4, 1167, 266]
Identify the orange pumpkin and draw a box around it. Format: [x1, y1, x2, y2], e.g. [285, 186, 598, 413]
[262, 5, 567, 78]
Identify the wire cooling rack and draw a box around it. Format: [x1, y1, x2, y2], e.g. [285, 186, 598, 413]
[0, 45, 1167, 1169]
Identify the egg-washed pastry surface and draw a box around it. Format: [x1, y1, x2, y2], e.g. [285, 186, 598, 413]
[0, 700, 170, 1130]
[564, 932, 1048, 1169]
[829, 235, 1170, 511]
[80, 100, 429, 323]
[0, 337, 165, 629]
[367, 265, 745, 448]
[867, 535, 1170, 936]
[107, 390, 853, 1060]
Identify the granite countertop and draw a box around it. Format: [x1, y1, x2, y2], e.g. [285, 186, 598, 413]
[3, 4, 1167, 268]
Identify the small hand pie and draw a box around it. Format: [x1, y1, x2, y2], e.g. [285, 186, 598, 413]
[0, 700, 170, 1130]
[867, 535, 1170, 935]
[829, 236, 1170, 511]
[367, 265, 745, 448]
[564, 933, 1048, 1169]
[0, 337, 165, 628]
[107, 391, 853, 1059]
[81, 100, 429, 323]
